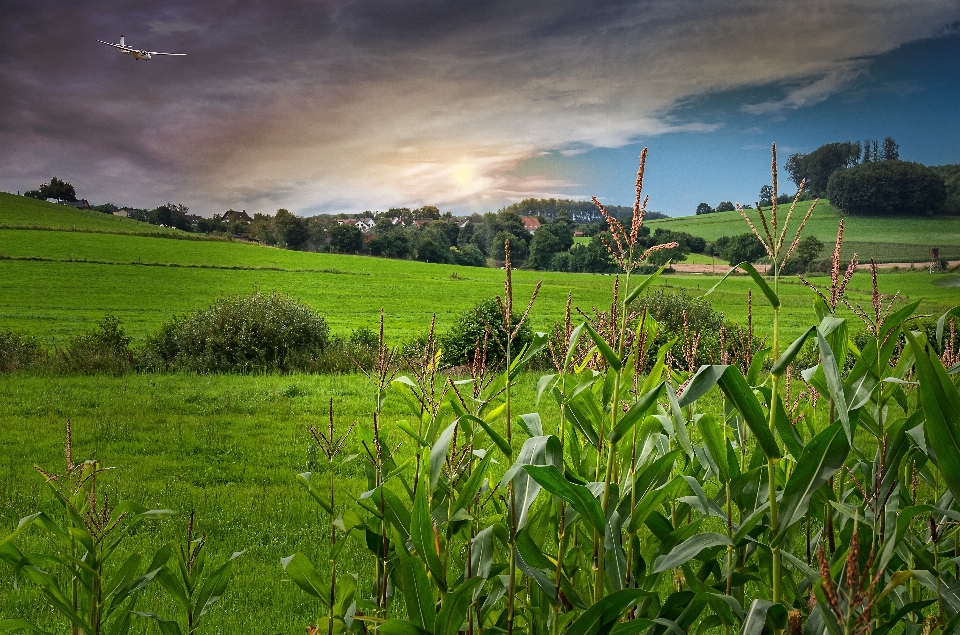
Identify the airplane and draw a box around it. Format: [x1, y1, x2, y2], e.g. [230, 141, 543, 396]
[97, 35, 186, 61]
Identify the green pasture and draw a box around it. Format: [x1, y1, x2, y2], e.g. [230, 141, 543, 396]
[0, 193, 178, 234]
[0, 234, 956, 344]
[0, 372, 568, 634]
[0, 194, 957, 345]
[647, 200, 960, 262]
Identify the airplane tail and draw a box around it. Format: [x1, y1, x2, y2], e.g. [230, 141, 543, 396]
[120, 35, 125, 46]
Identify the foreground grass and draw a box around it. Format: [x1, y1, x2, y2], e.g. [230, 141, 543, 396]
[0, 372, 569, 634]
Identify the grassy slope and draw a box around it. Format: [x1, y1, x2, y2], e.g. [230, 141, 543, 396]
[0, 192, 182, 234]
[647, 200, 960, 262]
[0, 194, 957, 343]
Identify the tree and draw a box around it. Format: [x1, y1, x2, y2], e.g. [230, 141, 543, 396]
[414, 205, 441, 220]
[567, 235, 615, 273]
[715, 201, 735, 213]
[723, 232, 767, 265]
[248, 213, 277, 245]
[416, 237, 451, 263]
[527, 226, 561, 270]
[784, 141, 861, 195]
[930, 164, 960, 215]
[759, 185, 773, 207]
[795, 235, 824, 265]
[881, 137, 900, 161]
[369, 229, 414, 259]
[696, 203, 714, 215]
[452, 244, 486, 267]
[490, 231, 527, 262]
[37, 177, 77, 202]
[329, 224, 363, 253]
[273, 208, 309, 250]
[826, 161, 947, 216]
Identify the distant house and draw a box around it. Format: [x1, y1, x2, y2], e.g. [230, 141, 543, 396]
[521, 216, 541, 234]
[222, 209, 253, 224]
[337, 217, 375, 233]
[113, 208, 131, 218]
[573, 230, 584, 237]
[59, 199, 90, 209]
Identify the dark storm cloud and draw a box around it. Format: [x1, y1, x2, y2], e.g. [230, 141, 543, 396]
[1, 0, 958, 214]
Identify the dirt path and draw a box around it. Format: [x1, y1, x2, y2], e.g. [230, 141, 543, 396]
[672, 259, 960, 275]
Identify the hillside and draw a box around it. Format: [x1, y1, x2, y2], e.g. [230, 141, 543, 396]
[0, 192, 186, 235]
[647, 200, 960, 263]
[0, 192, 956, 344]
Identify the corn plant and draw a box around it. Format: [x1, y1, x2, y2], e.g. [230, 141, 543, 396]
[135, 511, 244, 635]
[0, 421, 173, 635]
[270, 146, 960, 634]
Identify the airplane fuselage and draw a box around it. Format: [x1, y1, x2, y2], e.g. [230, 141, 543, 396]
[119, 48, 153, 60]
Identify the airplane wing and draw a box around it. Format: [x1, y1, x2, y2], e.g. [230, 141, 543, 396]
[147, 52, 187, 56]
[97, 39, 126, 49]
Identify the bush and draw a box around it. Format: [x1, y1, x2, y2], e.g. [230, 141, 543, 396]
[0, 330, 45, 372]
[146, 291, 330, 373]
[439, 297, 532, 367]
[57, 315, 134, 375]
[630, 289, 758, 370]
[452, 244, 486, 267]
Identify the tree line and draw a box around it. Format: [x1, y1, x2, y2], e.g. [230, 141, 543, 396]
[786, 137, 954, 216]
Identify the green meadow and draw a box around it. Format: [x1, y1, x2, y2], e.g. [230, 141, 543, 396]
[0, 194, 957, 345]
[1, 193, 960, 634]
[0, 193, 180, 234]
[647, 200, 960, 262]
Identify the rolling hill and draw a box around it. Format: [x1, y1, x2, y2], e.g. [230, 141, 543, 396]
[647, 200, 960, 263]
[0, 192, 957, 344]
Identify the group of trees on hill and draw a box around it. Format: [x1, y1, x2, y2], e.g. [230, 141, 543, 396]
[785, 137, 952, 216]
[24, 177, 78, 202]
[827, 160, 947, 216]
[695, 201, 737, 215]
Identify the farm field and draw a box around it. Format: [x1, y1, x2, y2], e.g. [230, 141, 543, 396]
[1, 194, 958, 343]
[0, 232, 957, 345]
[2, 194, 960, 634]
[647, 200, 960, 262]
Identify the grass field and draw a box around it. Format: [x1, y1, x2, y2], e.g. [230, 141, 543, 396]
[647, 200, 960, 262]
[1, 194, 959, 633]
[1, 195, 958, 344]
[0, 193, 182, 235]
[0, 372, 570, 634]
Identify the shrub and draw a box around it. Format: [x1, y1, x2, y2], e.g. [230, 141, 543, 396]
[631, 289, 759, 370]
[452, 243, 486, 267]
[0, 330, 45, 372]
[57, 315, 134, 375]
[438, 297, 532, 367]
[146, 291, 329, 373]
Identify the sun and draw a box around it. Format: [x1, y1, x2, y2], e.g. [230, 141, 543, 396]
[453, 163, 475, 188]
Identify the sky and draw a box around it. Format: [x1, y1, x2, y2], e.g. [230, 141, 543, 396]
[1, 1, 959, 218]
